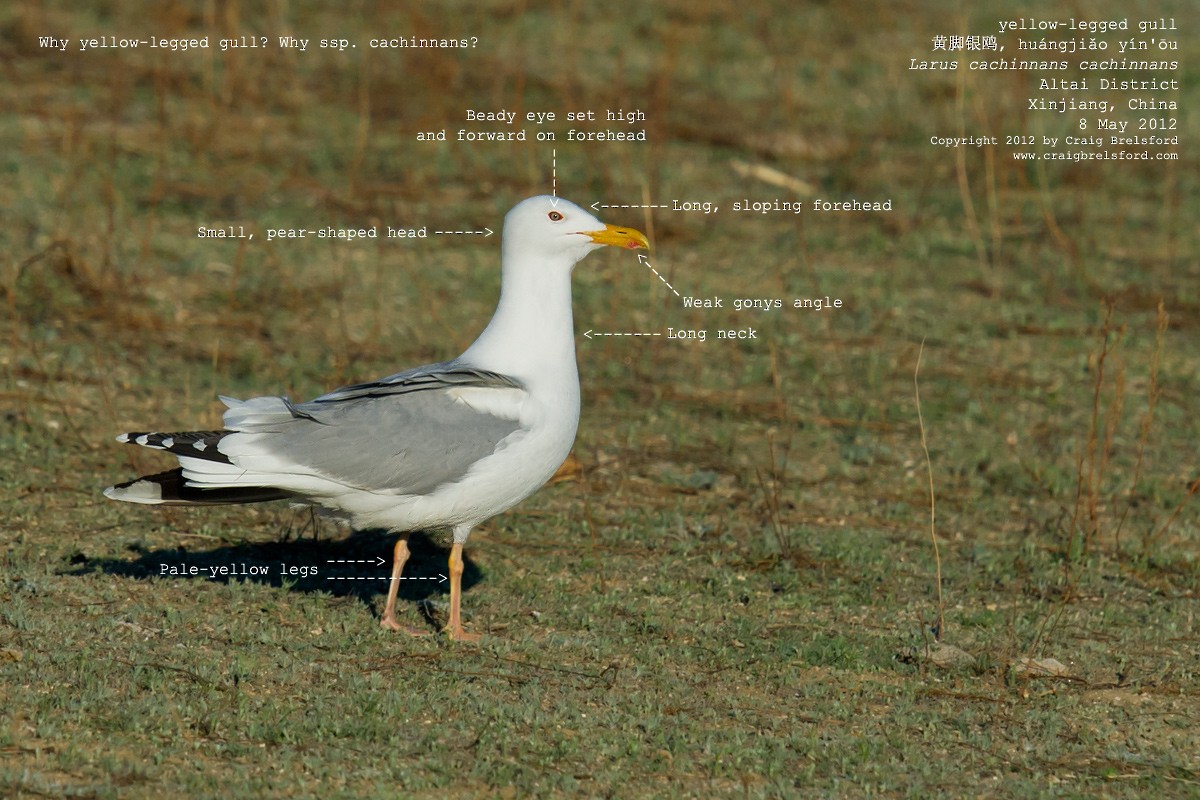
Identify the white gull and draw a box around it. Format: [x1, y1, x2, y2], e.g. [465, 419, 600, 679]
[104, 195, 649, 640]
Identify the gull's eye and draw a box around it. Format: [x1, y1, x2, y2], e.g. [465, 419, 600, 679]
[548, 211, 563, 221]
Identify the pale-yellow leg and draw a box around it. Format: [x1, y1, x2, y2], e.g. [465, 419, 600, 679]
[445, 541, 480, 642]
[380, 533, 429, 636]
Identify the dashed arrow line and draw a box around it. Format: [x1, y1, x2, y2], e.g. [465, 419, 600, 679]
[550, 148, 559, 207]
[584, 330, 661, 339]
[327, 557, 386, 566]
[325, 574, 448, 583]
[591, 202, 670, 210]
[638, 253, 680, 298]
[433, 228, 493, 237]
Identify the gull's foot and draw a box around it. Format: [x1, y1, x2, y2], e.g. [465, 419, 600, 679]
[380, 616, 432, 636]
[444, 625, 482, 643]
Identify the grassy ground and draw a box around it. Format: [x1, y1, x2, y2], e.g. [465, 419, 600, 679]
[2, 1, 1198, 797]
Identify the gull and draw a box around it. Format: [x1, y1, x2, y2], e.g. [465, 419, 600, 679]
[104, 195, 649, 640]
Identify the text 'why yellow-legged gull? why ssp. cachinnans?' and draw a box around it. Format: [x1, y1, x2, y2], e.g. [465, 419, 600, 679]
[104, 196, 649, 641]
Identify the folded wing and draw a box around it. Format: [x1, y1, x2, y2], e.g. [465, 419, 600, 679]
[108, 362, 527, 504]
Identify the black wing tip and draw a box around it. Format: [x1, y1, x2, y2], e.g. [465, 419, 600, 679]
[104, 468, 292, 506]
[113, 430, 233, 463]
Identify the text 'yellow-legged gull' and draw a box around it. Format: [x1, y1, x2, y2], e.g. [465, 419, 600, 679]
[104, 196, 649, 641]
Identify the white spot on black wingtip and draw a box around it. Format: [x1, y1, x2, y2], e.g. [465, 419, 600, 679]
[193, 440, 207, 452]
[116, 433, 131, 443]
[161, 437, 174, 449]
[135, 434, 152, 446]
[103, 480, 165, 505]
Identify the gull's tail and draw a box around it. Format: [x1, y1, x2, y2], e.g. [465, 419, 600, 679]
[104, 430, 291, 506]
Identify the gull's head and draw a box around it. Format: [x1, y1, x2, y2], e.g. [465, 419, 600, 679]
[503, 196, 649, 267]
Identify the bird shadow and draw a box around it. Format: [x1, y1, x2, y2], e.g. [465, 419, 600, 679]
[66, 529, 481, 631]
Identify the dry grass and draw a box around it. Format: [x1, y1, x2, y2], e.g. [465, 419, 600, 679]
[3, 1, 1199, 797]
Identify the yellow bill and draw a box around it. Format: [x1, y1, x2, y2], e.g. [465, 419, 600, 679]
[585, 223, 650, 251]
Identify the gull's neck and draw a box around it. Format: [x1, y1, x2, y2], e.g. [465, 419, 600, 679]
[459, 251, 579, 386]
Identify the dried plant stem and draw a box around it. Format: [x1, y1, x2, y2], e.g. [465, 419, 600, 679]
[1069, 303, 1123, 558]
[1116, 301, 1167, 553]
[755, 433, 790, 561]
[954, 61, 987, 272]
[1145, 476, 1200, 555]
[914, 339, 944, 640]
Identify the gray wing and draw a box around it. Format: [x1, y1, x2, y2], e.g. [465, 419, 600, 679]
[223, 362, 525, 495]
[311, 360, 521, 403]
